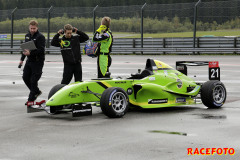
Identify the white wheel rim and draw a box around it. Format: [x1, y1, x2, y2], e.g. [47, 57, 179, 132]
[111, 92, 127, 113]
[213, 85, 226, 104]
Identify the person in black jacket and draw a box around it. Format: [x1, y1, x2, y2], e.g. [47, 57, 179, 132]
[51, 24, 89, 84]
[18, 20, 45, 106]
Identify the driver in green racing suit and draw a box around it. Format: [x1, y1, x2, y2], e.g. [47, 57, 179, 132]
[93, 16, 113, 78]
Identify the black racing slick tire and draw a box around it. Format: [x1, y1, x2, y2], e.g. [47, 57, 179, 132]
[100, 87, 129, 118]
[201, 80, 227, 108]
[48, 84, 66, 114]
[48, 84, 66, 99]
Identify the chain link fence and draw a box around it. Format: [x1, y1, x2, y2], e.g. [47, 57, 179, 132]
[0, 1, 240, 35]
[0, 9, 12, 21]
[144, 3, 195, 33]
[198, 0, 240, 24]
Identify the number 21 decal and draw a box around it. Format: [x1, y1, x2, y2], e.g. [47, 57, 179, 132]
[209, 67, 220, 80]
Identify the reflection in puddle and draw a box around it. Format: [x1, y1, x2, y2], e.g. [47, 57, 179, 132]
[149, 130, 187, 136]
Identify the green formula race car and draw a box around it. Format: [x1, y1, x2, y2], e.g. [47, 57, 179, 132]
[28, 59, 227, 118]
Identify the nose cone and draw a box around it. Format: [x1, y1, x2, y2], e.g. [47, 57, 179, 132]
[46, 97, 56, 106]
[46, 83, 82, 106]
[46, 90, 69, 106]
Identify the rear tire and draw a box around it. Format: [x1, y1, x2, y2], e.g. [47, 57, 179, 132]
[100, 87, 129, 118]
[48, 84, 66, 113]
[201, 80, 226, 108]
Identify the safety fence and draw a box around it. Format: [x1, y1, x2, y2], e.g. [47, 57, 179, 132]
[1, 1, 240, 52]
[1, 1, 240, 33]
[1, 37, 240, 54]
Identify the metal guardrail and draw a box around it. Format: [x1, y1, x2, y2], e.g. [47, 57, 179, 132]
[0, 37, 240, 54]
[1, 47, 240, 53]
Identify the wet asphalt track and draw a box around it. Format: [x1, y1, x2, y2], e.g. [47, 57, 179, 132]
[0, 54, 240, 160]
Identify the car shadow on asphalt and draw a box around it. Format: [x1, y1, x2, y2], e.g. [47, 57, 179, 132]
[128, 105, 200, 114]
[28, 111, 105, 121]
[28, 105, 209, 120]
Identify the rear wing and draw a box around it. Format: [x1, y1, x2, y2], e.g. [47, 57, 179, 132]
[176, 61, 220, 80]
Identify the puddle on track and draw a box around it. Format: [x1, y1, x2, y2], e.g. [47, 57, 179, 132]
[193, 113, 227, 119]
[149, 130, 187, 136]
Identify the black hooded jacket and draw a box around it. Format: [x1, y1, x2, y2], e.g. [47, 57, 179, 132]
[20, 30, 46, 62]
[51, 31, 89, 64]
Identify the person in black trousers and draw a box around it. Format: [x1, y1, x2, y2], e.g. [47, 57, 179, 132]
[51, 24, 89, 84]
[19, 20, 45, 106]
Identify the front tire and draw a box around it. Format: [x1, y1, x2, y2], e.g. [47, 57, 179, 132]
[48, 84, 66, 114]
[201, 80, 226, 108]
[48, 84, 66, 99]
[100, 87, 129, 118]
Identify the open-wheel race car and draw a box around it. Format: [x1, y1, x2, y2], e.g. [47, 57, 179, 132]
[28, 59, 227, 118]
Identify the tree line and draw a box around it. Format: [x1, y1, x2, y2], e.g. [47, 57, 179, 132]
[0, 16, 239, 34]
[0, 0, 228, 10]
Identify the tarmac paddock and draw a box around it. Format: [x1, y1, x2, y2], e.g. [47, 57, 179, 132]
[0, 54, 240, 160]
